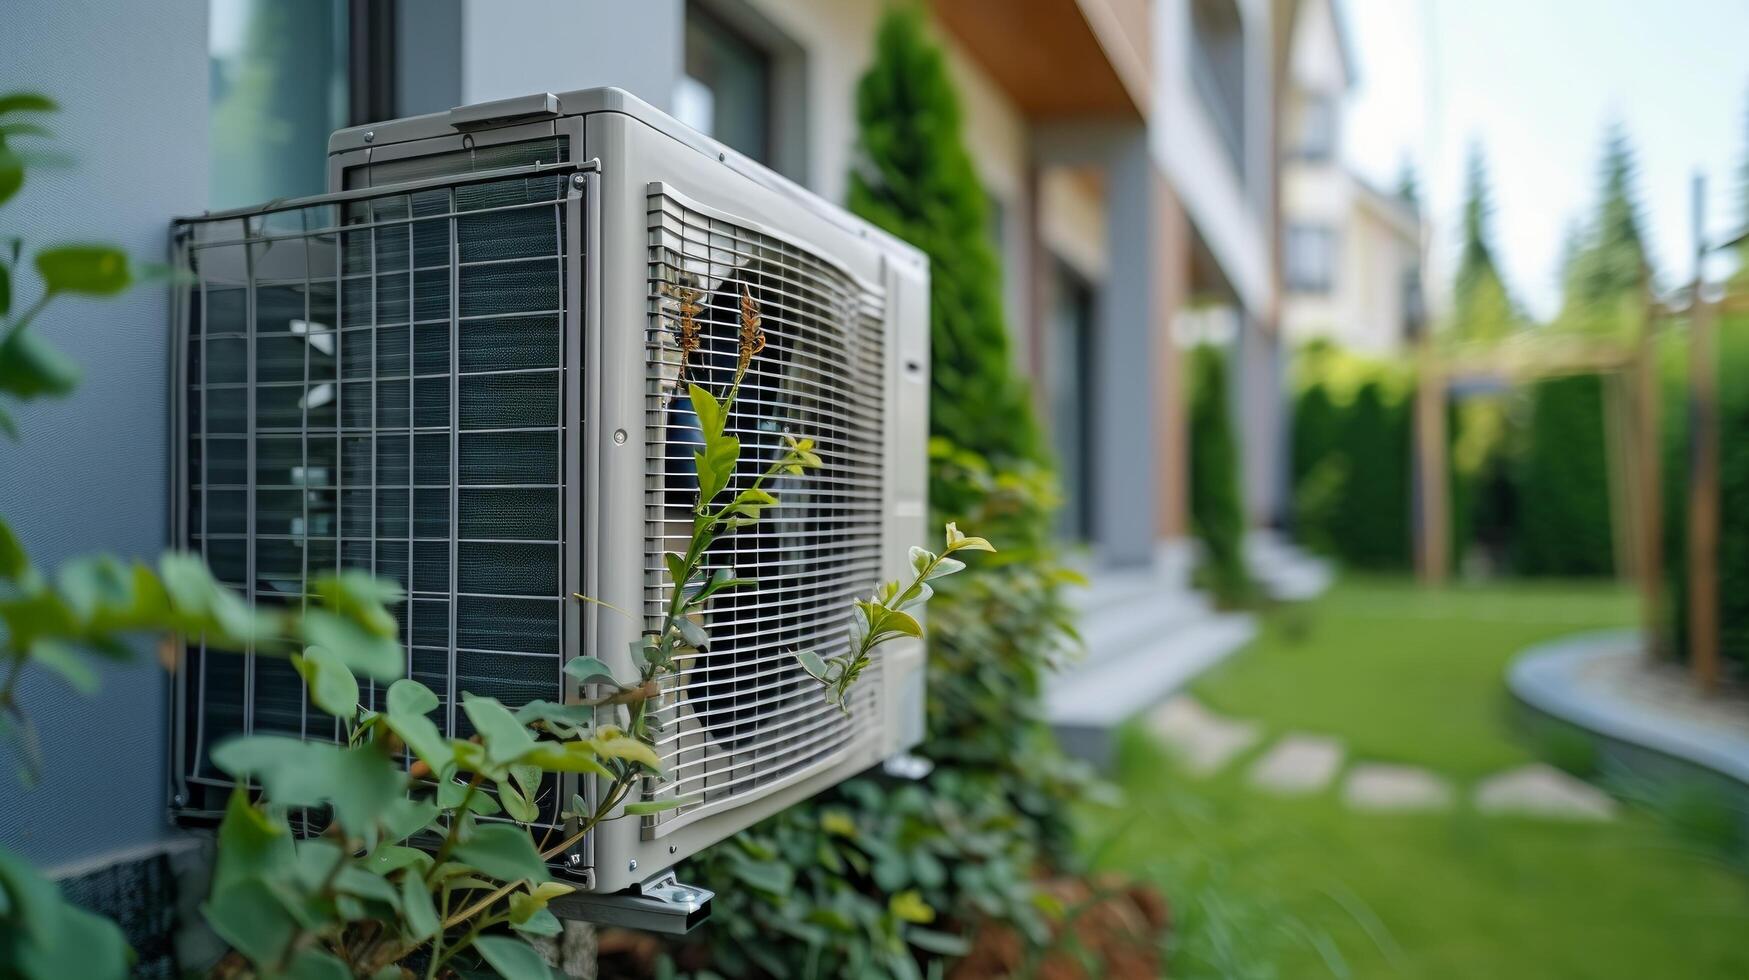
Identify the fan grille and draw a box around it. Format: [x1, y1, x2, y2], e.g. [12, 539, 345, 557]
[641, 185, 888, 833]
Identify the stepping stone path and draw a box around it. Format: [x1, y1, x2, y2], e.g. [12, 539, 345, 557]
[1248, 733, 1344, 794]
[1151, 696, 1617, 822]
[1147, 696, 1261, 775]
[1342, 763, 1455, 812]
[1475, 763, 1617, 821]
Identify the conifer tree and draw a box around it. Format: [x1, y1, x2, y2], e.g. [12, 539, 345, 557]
[1561, 123, 1651, 327]
[846, 7, 1040, 468]
[1450, 144, 1517, 341]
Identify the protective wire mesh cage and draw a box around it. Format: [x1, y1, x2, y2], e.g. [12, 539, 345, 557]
[639, 185, 887, 835]
[171, 162, 581, 834]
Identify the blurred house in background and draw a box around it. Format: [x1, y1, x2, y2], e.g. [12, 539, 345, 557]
[1279, 0, 1426, 355]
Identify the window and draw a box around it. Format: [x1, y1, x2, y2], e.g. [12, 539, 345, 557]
[680, 2, 773, 164]
[1296, 94, 1337, 162]
[208, 0, 394, 210]
[1285, 224, 1338, 294]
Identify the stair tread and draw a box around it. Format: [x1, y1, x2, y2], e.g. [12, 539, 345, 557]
[1047, 613, 1256, 726]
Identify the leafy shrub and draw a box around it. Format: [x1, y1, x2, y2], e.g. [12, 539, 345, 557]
[1188, 344, 1250, 604]
[667, 441, 1097, 978]
[1333, 381, 1413, 569]
[1512, 374, 1614, 576]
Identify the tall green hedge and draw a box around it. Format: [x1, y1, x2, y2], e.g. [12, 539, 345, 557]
[1668, 315, 1749, 672]
[845, 7, 1038, 468]
[1332, 381, 1413, 569]
[1513, 374, 1615, 576]
[1189, 344, 1249, 602]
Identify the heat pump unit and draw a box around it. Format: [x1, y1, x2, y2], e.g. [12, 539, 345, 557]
[170, 88, 930, 906]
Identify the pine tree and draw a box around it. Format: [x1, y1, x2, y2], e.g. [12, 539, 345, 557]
[1561, 123, 1651, 329]
[1450, 144, 1517, 341]
[846, 7, 1041, 468]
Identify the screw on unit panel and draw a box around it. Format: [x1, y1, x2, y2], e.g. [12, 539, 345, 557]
[566, 853, 583, 869]
[363, 131, 375, 143]
[613, 428, 628, 445]
[172, 794, 185, 807]
[572, 173, 587, 188]
[669, 845, 678, 854]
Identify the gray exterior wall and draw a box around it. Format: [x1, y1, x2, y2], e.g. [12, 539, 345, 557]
[0, 2, 209, 869]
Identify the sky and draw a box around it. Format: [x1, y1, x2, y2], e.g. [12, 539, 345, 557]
[1339, 0, 1749, 319]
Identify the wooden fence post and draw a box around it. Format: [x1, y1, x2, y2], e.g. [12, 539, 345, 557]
[1686, 175, 1721, 691]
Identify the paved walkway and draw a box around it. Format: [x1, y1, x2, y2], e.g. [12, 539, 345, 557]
[1147, 695, 1616, 821]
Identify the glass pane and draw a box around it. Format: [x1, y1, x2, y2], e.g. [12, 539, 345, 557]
[683, 2, 771, 163]
[209, 0, 349, 209]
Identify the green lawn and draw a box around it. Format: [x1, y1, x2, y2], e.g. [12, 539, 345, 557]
[1081, 577, 1749, 980]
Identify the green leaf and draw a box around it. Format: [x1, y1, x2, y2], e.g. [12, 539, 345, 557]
[210, 736, 402, 838]
[291, 647, 359, 720]
[663, 551, 690, 591]
[34, 245, 130, 296]
[944, 522, 994, 552]
[888, 889, 935, 924]
[453, 823, 548, 884]
[688, 382, 726, 440]
[282, 949, 352, 980]
[0, 516, 26, 579]
[0, 94, 57, 115]
[674, 615, 709, 650]
[366, 844, 432, 877]
[401, 871, 440, 941]
[499, 780, 539, 823]
[591, 735, 662, 772]
[0, 328, 79, 399]
[27, 639, 96, 694]
[0, 843, 131, 980]
[562, 655, 618, 687]
[793, 649, 829, 681]
[0, 153, 21, 209]
[300, 610, 404, 682]
[521, 741, 612, 778]
[380, 797, 439, 842]
[212, 787, 295, 894]
[385, 680, 454, 779]
[908, 546, 935, 577]
[462, 693, 537, 768]
[0, 122, 51, 140]
[510, 905, 563, 938]
[473, 934, 554, 980]
[906, 926, 972, 957]
[873, 608, 922, 640]
[387, 677, 439, 716]
[0, 260, 10, 317]
[204, 880, 297, 967]
[693, 435, 740, 505]
[925, 556, 965, 580]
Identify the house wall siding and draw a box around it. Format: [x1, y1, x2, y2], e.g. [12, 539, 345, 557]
[0, 0, 210, 870]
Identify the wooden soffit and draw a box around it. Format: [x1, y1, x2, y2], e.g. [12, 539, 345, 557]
[930, 0, 1151, 119]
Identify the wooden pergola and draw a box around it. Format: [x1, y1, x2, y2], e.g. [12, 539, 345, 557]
[1413, 182, 1747, 694]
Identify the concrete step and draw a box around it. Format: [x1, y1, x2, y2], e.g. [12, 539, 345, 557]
[1244, 530, 1333, 602]
[1076, 589, 1212, 669]
[1048, 610, 1257, 765]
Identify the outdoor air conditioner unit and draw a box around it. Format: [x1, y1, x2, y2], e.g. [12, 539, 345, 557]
[169, 88, 930, 919]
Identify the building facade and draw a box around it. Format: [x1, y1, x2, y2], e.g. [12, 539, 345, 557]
[1279, 0, 1425, 355]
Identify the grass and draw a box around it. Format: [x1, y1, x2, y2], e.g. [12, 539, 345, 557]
[1081, 576, 1749, 980]
[1194, 576, 1637, 778]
